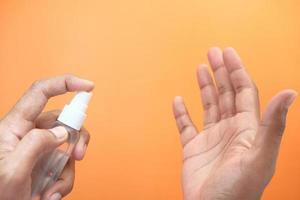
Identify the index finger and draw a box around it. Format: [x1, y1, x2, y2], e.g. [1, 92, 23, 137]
[5, 74, 94, 135]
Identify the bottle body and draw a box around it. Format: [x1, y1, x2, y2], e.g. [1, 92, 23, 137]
[31, 121, 80, 199]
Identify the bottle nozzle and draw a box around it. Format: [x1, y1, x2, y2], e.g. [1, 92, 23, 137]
[57, 91, 93, 130]
[70, 92, 92, 113]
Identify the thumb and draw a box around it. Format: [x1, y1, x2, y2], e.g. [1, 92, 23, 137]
[13, 126, 68, 174]
[253, 89, 297, 161]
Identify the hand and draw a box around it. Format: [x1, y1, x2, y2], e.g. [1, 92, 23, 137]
[173, 47, 297, 200]
[0, 75, 94, 200]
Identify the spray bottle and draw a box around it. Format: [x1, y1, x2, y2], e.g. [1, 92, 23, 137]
[31, 91, 92, 198]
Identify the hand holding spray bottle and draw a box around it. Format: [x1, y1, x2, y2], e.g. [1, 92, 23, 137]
[31, 92, 92, 198]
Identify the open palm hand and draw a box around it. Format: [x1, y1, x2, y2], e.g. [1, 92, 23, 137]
[173, 48, 297, 200]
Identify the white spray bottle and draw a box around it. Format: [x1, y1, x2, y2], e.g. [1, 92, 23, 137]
[31, 92, 92, 198]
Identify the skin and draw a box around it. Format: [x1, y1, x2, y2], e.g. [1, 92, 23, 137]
[173, 47, 297, 200]
[0, 75, 94, 200]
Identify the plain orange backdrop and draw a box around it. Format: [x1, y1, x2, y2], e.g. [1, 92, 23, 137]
[0, 0, 300, 199]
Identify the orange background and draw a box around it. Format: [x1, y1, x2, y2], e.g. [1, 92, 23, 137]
[0, 0, 300, 199]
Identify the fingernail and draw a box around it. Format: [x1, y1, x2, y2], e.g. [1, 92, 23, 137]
[49, 126, 68, 139]
[285, 93, 297, 107]
[174, 96, 183, 102]
[82, 79, 94, 87]
[49, 193, 62, 200]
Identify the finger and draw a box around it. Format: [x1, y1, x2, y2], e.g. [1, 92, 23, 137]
[197, 65, 220, 127]
[4, 74, 94, 137]
[173, 96, 198, 147]
[36, 110, 61, 129]
[12, 127, 68, 176]
[223, 48, 260, 118]
[36, 111, 91, 160]
[254, 90, 297, 158]
[42, 158, 75, 200]
[72, 127, 90, 160]
[208, 47, 235, 118]
[36, 110, 90, 160]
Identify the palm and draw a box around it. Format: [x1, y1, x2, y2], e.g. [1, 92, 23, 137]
[173, 48, 296, 200]
[183, 112, 257, 199]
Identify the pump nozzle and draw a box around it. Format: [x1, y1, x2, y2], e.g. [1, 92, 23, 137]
[58, 92, 93, 130]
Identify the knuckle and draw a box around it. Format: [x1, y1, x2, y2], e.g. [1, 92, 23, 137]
[63, 73, 75, 82]
[27, 129, 57, 155]
[218, 84, 227, 95]
[260, 121, 286, 137]
[29, 129, 52, 144]
[63, 74, 75, 90]
[176, 112, 187, 122]
[203, 102, 215, 110]
[30, 80, 44, 91]
[29, 128, 43, 138]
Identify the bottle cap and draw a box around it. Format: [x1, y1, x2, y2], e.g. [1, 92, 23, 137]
[57, 92, 92, 130]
